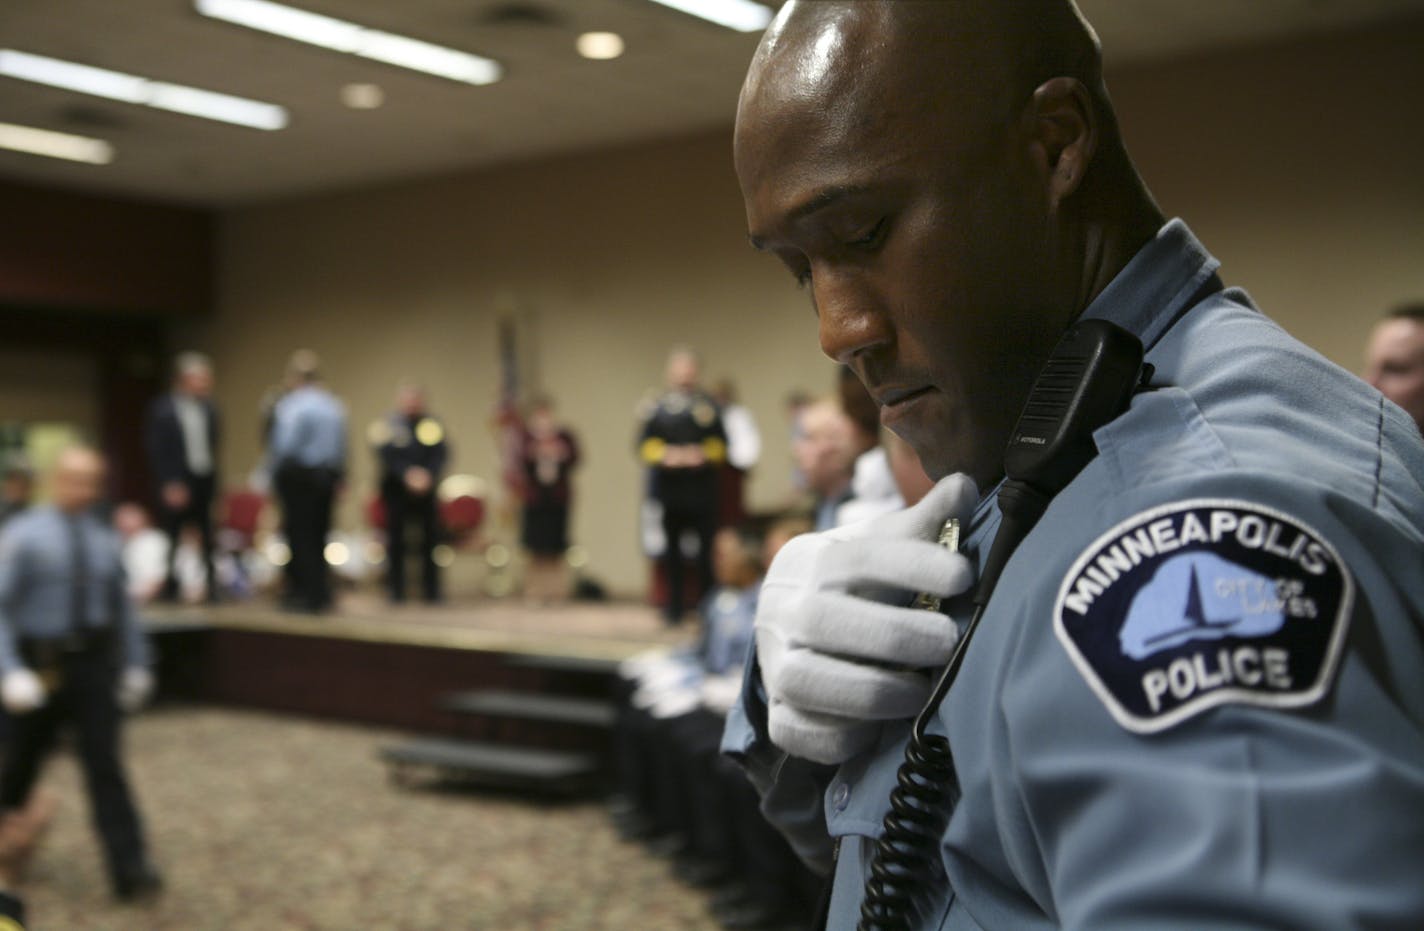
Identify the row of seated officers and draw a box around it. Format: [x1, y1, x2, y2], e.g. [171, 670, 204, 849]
[613, 519, 817, 929]
[612, 411, 936, 930]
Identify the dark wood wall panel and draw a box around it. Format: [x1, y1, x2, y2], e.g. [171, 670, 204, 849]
[0, 179, 214, 316]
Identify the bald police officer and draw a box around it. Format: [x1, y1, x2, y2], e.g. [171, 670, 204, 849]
[0, 448, 160, 902]
[270, 351, 347, 614]
[371, 383, 448, 604]
[723, 3, 1424, 929]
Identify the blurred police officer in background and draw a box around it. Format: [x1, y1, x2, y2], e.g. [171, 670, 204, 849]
[269, 350, 347, 614]
[371, 382, 448, 604]
[1364, 303, 1424, 435]
[0, 447, 160, 903]
[725, 2, 1424, 928]
[144, 352, 220, 603]
[638, 347, 728, 624]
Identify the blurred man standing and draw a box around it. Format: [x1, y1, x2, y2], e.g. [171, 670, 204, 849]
[144, 352, 220, 602]
[269, 351, 347, 614]
[370, 383, 448, 604]
[1365, 303, 1424, 435]
[637, 348, 727, 624]
[0, 447, 159, 902]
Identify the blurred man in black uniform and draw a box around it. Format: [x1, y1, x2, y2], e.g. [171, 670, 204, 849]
[370, 383, 448, 604]
[143, 353, 220, 602]
[638, 348, 727, 624]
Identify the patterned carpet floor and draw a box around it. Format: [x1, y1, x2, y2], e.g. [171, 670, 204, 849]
[19, 706, 724, 930]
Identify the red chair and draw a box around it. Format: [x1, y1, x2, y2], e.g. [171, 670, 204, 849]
[437, 474, 488, 548]
[221, 489, 267, 548]
[366, 494, 388, 532]
[440, 496, 485, 547]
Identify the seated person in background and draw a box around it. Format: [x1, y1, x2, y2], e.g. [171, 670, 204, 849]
[834, 368, 904, 526]
[1364, 302, 1424, 435]
[113, 503, 169, 604]
[614, 520, 817, 929]
[792, 399, 857, 532]
[613, 525, 764, 837]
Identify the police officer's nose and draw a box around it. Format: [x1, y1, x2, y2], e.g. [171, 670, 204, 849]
[815, 274, 891, 365]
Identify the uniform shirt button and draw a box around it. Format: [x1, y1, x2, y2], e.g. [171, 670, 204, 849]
[832, 783, 850, 812]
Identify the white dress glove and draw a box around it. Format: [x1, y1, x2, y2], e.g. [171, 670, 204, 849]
[1, 669, 46, 715]
[699, 673, 743, 716]
[756, 474, 979, 764]
[117, 667, 155, 713]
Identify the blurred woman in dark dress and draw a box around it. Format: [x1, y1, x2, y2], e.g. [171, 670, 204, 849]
[520, 397, 580, 605]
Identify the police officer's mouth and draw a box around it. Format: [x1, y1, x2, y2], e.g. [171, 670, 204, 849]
[875, 385, 935, 424]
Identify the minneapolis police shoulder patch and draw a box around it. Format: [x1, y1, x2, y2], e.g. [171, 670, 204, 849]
[1053, 498, 1352, 734]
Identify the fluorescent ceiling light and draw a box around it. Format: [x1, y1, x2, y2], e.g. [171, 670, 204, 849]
[577, 32, 626, 61]
[340, 82, 384, 109]
[644, 0, 774, 32]
[0, 121, 113, 164]
[0, 49, 287, 130]
[195, 0, 502, 85]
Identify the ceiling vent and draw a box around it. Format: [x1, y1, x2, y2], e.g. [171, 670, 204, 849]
[477, 3, 563, 29]
[58, 104, 127, 132]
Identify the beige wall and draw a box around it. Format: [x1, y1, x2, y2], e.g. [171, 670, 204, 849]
[197, 19, 1424, 596]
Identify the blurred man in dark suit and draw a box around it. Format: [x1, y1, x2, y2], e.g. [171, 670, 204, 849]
[143, 353, 220, 603]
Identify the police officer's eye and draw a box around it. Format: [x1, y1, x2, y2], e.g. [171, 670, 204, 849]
[848, 217, 887, 247]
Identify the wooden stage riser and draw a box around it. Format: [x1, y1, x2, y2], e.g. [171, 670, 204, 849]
[152, 628, 618, 741]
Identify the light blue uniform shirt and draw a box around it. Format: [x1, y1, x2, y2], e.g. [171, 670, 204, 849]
[701, 584, 759, 677]
[0, 506, 152, 674]
[724, 220, 1424, 929]
[270, 384, 348, 472]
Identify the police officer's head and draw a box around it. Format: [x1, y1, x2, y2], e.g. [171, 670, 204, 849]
[52, 446, 106, 514]
[735, 0, 1162, 486]
[665, 346, 700, 391]
[286, 349, 322, 387]
[395, 381, 426, 418]
[1365, 304, 1424, 434]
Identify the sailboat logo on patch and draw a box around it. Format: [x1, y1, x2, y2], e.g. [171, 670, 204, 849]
[1053, 499, 1353, 734]
[1120, 553, 1285, 660]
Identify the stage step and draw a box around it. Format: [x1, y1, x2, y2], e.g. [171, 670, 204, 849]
[380, 737, 599, 794]
[501, 652, 622, 676]
[440, 690, 617, 729]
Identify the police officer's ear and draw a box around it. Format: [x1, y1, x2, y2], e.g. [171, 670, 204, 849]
[1023, 76, 1097, 213]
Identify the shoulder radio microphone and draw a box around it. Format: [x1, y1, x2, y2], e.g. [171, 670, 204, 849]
[857, 318, 1146, 931]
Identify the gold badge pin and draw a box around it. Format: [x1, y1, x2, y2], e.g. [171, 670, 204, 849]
[416, 418, 445, 446]
[693, 402, 715, 427]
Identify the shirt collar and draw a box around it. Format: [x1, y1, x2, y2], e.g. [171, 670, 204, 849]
[1078, 218, 1222, 351]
